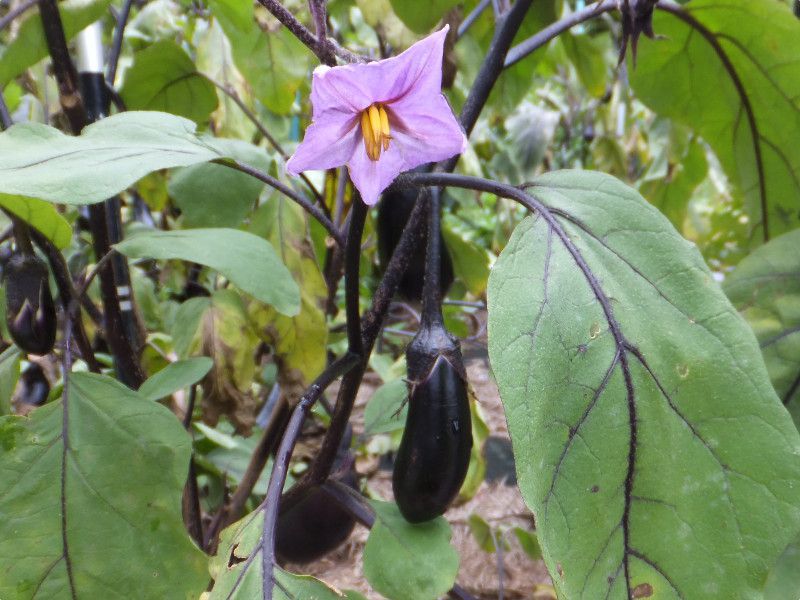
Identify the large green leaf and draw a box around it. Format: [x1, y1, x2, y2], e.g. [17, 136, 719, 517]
[0, 0, 113, 86]
[209, 0, 312, 115]
[632, 0, 800, 244]
[114, 228, 301, 316]
[169, 139, 270, 228]
[208, 510, 344, 599]
[120, 40, 218, 124]
[764, 536, 800, 600]
[362, 500, 459, 600]
[0, 112, 223, 205]
[723, 229, 800, 422]
[0, 196, 72, 249]
[486, 170, 800, 598]
[0, 372, 207, 598]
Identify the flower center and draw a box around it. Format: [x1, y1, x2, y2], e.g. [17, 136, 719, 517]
[360, 103, 392, 161]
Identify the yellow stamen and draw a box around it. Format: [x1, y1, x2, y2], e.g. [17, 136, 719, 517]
[360, 103, 392, 161]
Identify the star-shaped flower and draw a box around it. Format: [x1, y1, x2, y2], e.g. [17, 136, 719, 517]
[286, 26, 468, 206]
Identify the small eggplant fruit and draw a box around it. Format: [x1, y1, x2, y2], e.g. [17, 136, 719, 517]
[393, 322, 472, 523]
[18, 362, 50, 406]
[275, 426, 358, 563]
[377, 185, 454, 302]
[3, 253, 57, 355]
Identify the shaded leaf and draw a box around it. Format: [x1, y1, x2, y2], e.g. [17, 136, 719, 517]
[0, 346, 21, 415]
[115, 228, 300, 316]
[388, 0, 460, 33]
[0, 372, 207, 598]
[120, 40, 218, 124]
[0, 0, 113, 86]
[723, 229, 800, 422]
[0, 112, 224, 206]
[363, 378, 408, 435]
[443, 225, 491, 297]
[139, 356, 214, 401]
[764, 536, 800, 600]
[487, 170, 800, 598]
[632, 0, 800, 243]
[169, 139, 270, 228]
[362, 500, 459, 600]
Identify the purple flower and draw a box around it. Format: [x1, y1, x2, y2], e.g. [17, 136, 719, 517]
[286, 26, 468, 206]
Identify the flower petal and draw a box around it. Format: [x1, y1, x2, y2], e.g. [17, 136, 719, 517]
[347, 142, 408, 206]
[286, 112, 360, 175]
[389, 93, 468, 166]
[309, 26, 450, 115]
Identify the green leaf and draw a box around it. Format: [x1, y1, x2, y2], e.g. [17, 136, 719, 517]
[115, 228, 300, 316]
[139, 356, 214, 401]
[0, 196, 72, 249]
[442, 225, 490, 296]
[171, 296, 212, 358]
[0, 346, 21, 415]
[723, 229, 800, 421]
[0, 372, 207, 598]
[467, 513, 496, 553]
[169, 139, 270, 228]
[560, 32, 609, 99]
[209, 0, 312, 115]
[0, 0, 113, 86]
[632, 0, 800, 244]
[487, 170, 800, 598]
[363, 500, 459, 600]
[513, 526, 543, 560]
[388, 0, 460, 33]
[120, 40, 218, 124]
[764, 536, 800, 600]
[363, 379, 408, 435]
[0, 112, 224, 205]
[248, 195, 328, 381]
[208, 510, 344, 598]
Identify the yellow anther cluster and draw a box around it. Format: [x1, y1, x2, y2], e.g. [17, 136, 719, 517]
[361, 103, 391, 161]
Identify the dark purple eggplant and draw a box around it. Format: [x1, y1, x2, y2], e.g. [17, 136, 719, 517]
[392, 322, 472, 523]
[18, 362, 50, 406]
[3, 253, 57, 355]
[275, 426, 358, 563]
[377, 185, 453, 302]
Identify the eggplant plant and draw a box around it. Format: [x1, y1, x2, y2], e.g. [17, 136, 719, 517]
[0, 0, 799, 599]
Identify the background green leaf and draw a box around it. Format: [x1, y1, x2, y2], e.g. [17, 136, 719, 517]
[0, 372, 207, 598]
[169, 139, 270, 228]
[0, 196, 72, 249]
[114, 228, 301, 316]
[387, 0, 460, 33]
[0, 347, 21, 416]
[487, 170, 800, 598]
[120, 40, 218, 124]
[723, 229, 800, 422]
[139, 356, 214, 401]
[632, 0, 800, 244]
[363, 379, 407, 435]
[362, 500, 459, 600]
[0, 0, 113, 86]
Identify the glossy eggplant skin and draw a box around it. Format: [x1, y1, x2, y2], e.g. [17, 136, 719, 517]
[3, 253, 57, 355]
[275, 469, 358, 564]
[18, 362, 50, 406]
[377, 186, 454, 302]
[275, 427, 358, 564]
[393, 324, 472, 523]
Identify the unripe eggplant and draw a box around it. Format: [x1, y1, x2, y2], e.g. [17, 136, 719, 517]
[275, 426, 358, 563]
[3, 253, 57, 355]
[393, 322, 472, 523]
[377, 185, 454, 302]
[18, 362, 50, 406]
